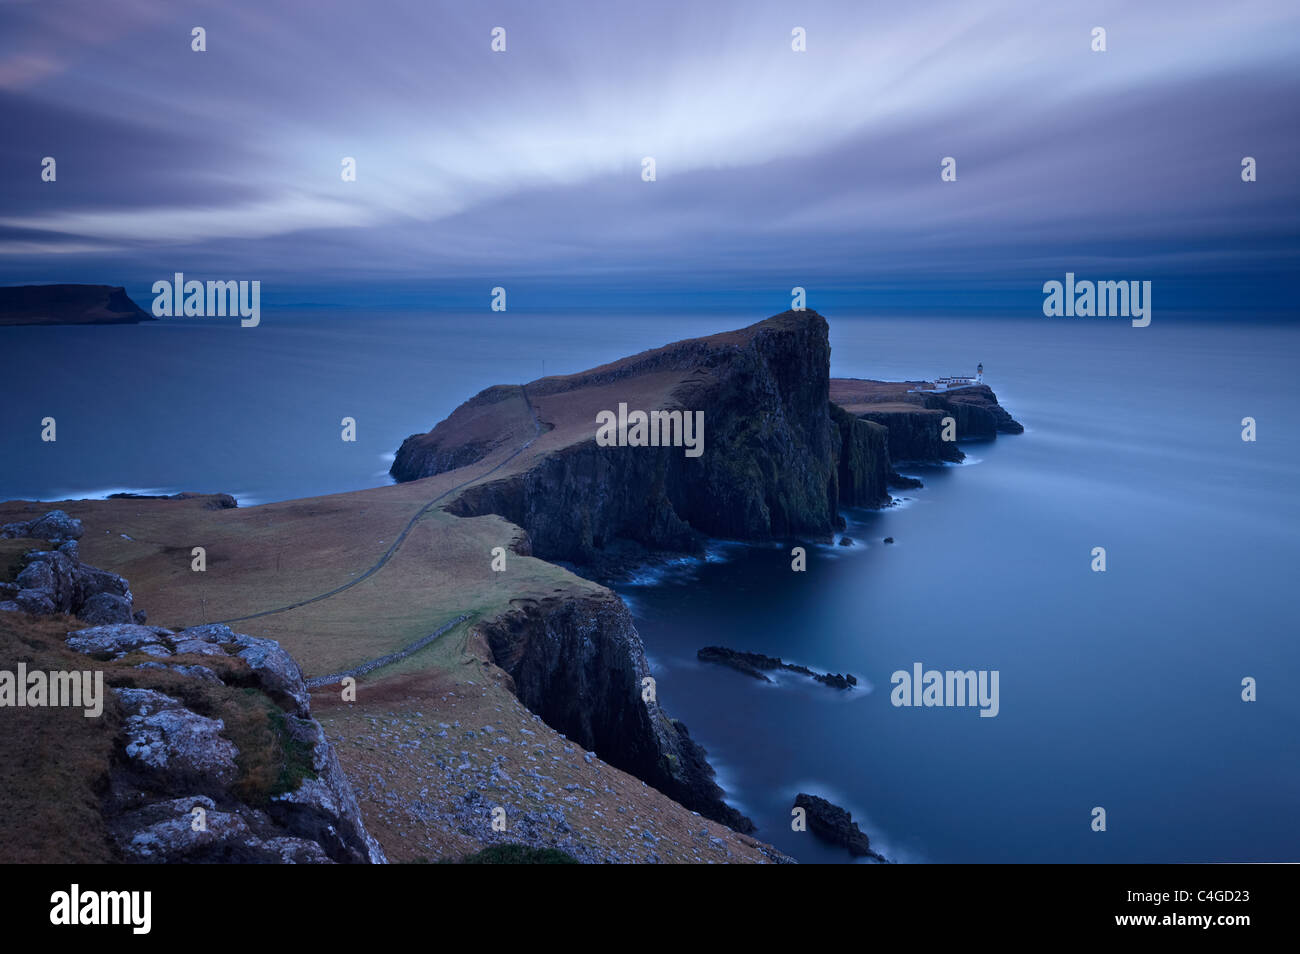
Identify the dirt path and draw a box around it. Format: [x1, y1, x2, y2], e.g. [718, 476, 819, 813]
[207, 385, 543, 627]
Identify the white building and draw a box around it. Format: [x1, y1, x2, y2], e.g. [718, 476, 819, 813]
[911, 363, 984, 393]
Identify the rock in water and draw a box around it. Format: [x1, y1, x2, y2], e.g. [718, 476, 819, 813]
[794, 793, 883, 859]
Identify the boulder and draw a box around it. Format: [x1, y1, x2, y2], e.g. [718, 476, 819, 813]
[116, 688, 240, 792]
[2, 509, 84, 545]
[78, 592, 135, 625]
[793, 793, 882, 859]
[231, 633, 310, 716]
[67, 623, 175, 656]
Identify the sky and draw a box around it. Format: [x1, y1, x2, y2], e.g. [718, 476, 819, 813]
[1, 0, 1297, 313]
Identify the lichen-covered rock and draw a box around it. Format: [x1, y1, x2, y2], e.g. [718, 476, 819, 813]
[2, 538, 138, 623]
[63, 616, 386, 864]
[231, 633, 310, 717]
[134, 661, 223, 683]
[78, 592, 135, 625]
[171, 637, 229, 657]
[1, 509, 84, 544]
[67, 623, 175, 656]
[268, 716, 386, 864]
[13, 588, 56, 616]
[111, 797, 335, 864]
[116, 688, 240, 791]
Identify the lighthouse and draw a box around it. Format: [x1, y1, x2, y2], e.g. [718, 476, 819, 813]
[977, 362, 983, 384]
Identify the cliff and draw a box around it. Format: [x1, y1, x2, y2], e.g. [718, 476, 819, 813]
[0, 284, 153, 326]
[394, 311, 890, 563]
[0, 514, 385, 863]
[475, 590, 754, 832]
[830, 379, 1023, 464]
[0, 494, 791, 862]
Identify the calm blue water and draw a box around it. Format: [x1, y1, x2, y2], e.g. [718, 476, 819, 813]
[3, 311, 1297, 862]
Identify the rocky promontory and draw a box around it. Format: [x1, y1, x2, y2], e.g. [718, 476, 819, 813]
[0, 284, 153, 326]
[476, 592, 755, 832]
[698, 646, 858, 690]
[393, 311, 893, 566]
[830, 378, 1023, 464]
[794, 793, 887, 861]
[384, 311, 1022, 841]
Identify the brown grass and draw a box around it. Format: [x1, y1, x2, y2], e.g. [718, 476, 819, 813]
[0, 610, 315, 862]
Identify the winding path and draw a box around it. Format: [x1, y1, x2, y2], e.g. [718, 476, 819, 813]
[205, 385, 543, 627]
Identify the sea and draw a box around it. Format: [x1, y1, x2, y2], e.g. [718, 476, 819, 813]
[2, 308, 1297, 862]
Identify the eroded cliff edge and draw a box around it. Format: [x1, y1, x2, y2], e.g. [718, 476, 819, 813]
[394, 311, 893, 564]
[0, 284, 153, 326]
[830, 378, 1023, 464]
[390, 309, 1021, 838]
[474, 590, 754, 832]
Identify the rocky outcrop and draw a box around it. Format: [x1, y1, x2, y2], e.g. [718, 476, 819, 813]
[0, 534, 142, 624]
[0, 284, 154, 326]
[2, 509, 84, 545]
[399, 312, 887, 563]
[67, 620, 386, 864]
[794, 793, 886, 861]
[857, 406, 965, 464]
[829, 402, 893, 508]
[698, 646, 858, 690]
[830, 380, 1023, 465]
[475, 592, 755, 834]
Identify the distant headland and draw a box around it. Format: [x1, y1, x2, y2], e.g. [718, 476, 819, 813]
[0, 284, 153, 326]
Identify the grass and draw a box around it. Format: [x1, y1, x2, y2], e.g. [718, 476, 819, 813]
[0, 610, 320, 862]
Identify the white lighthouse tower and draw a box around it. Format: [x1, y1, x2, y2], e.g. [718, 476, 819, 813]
[977, 362, 983, 384]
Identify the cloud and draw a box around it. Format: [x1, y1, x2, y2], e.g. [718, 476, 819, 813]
[0, 0, 1296, 293]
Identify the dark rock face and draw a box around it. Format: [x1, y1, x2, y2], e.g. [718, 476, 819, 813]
[66, 620, 386, 864]
[389, 385, 531, 483]
[850, 385, 1023, 464]
[401, 312, 891, 563]
[794, 793, 885, 860]
[857, 406, 966, 464]
[476, 593, 755, 833]
[2, 509, 84, 545]
[0, 284, 153, 326]
[698, 646, 857, 690]
[829, 403, 893, 508]
[0, 528, 137, 623]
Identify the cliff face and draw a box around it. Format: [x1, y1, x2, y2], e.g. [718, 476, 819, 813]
[829, 403, 893, 507]
[829, 380, 1023, 465]
[475, 591, 754, 833]
[855, 407, 965, 464]
[390, 385, 533, 483]
[399, 311, 886, 562]
[0, 284, 153, 326]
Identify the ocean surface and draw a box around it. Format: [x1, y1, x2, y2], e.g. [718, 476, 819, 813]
[3, 310, 1297, 862]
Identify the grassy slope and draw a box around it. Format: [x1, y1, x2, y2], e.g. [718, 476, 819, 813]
[0, 474, 780, 862]
[0, 612, 313, 863]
